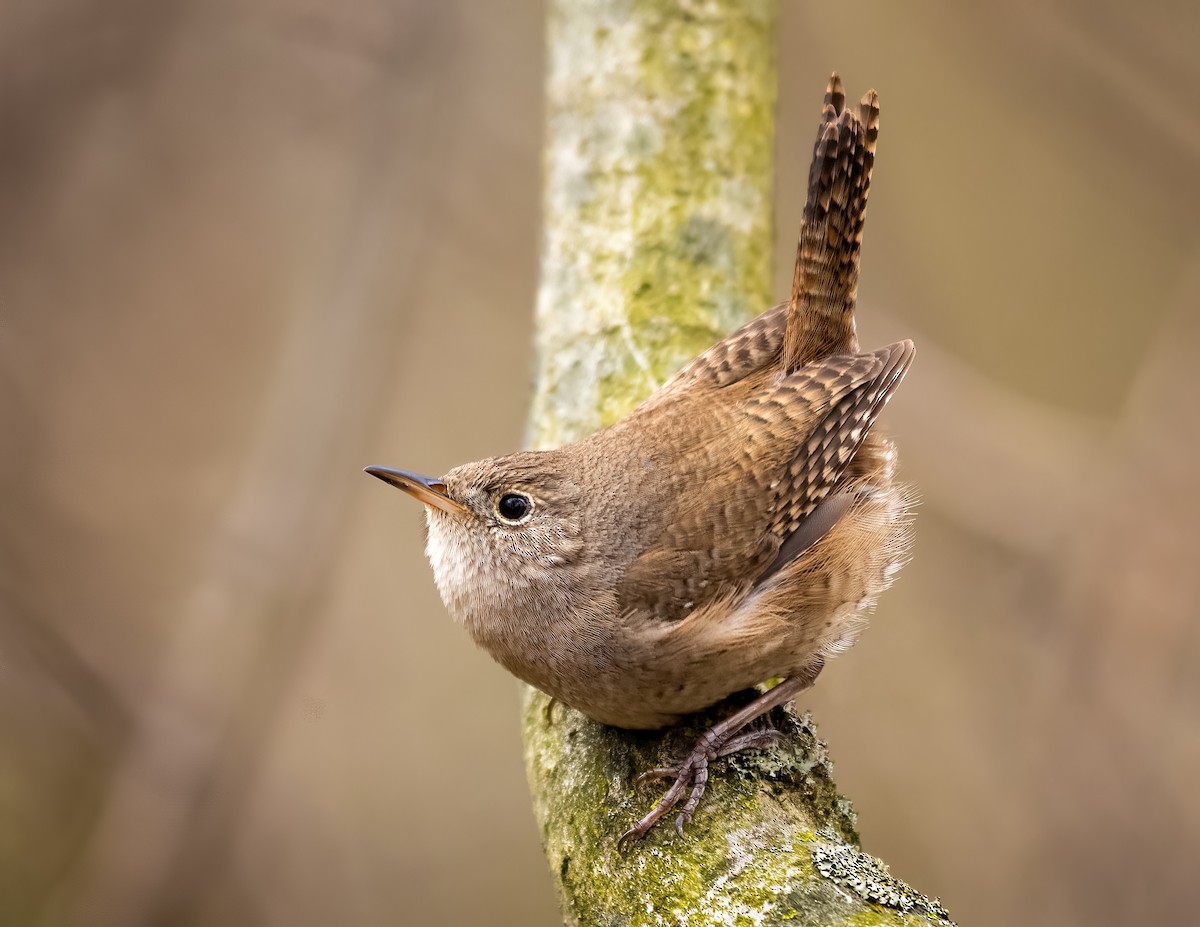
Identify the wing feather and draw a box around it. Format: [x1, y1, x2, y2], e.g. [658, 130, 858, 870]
[616, 341, 914, 621]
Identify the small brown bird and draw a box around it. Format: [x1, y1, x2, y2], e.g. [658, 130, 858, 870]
[367, 74, 914, 847]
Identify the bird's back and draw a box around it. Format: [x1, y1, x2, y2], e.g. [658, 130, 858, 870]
[552, 76, 915, 727]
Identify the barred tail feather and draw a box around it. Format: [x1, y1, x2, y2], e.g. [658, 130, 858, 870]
[783, 73, 880, 371]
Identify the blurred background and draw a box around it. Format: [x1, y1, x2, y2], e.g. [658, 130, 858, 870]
[2, 1, 1198, 925]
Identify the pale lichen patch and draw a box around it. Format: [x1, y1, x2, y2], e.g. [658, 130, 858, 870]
[810, 839, 956, 926]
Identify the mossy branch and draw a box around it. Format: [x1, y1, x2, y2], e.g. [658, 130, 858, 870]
[523, 2, 954, 924]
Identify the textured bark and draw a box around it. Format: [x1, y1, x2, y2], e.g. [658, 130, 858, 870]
[522, 2, 954, 925]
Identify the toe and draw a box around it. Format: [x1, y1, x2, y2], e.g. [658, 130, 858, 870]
[636, 765, 681, 786]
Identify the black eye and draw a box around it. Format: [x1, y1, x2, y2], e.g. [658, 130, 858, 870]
[497, 492, 532, 522]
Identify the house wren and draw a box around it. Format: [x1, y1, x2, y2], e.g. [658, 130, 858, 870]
[367, 75, 914, 847]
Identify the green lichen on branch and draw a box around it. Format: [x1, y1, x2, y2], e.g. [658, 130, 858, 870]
[530, 0, 777, 450]
[523, 0, 954, 923]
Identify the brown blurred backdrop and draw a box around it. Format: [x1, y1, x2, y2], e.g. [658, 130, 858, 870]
[2, 1, 1199, 925]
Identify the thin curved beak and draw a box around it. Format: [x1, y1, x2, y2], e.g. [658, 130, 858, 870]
[363, 466, 467, 515]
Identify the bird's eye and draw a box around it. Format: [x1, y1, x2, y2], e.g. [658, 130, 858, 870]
[497, 492, 533, 522]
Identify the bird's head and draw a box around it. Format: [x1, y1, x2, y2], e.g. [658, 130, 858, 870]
[365, 453, 588, 630]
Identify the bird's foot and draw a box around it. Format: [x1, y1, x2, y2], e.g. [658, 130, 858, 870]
[617, 723, 783, 851]
[616, 667, 823, 850]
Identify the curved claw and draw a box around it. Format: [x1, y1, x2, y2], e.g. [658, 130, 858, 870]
[617, 802, 669, 853]
[616, 826, 641, 854]
[618, 765, 694, 851]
